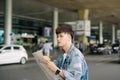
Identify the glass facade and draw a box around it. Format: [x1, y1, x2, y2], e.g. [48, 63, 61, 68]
[0, 16, 53, 44]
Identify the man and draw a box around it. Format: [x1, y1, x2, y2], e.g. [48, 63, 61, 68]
[79, 41, 85, 53]
[43, 24, 88, 80]
[43, 40, 52, 57]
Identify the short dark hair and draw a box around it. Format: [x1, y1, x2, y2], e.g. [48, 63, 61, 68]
[56, 24, 74, 39]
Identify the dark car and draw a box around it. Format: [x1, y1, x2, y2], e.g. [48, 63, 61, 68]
[90, 44, 106, 55]
[112, 44, 119, 53]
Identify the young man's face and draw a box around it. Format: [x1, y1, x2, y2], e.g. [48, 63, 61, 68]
[57, 32, 71, 47]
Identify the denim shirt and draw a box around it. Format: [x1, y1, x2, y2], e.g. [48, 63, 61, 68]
[54, 44, 88, 80]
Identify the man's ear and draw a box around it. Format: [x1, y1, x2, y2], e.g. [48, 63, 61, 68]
[68, 34, 72, 40]
[65, 33, 72, 40]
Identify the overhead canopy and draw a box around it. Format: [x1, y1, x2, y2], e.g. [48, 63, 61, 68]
[0, 0, 120, 26]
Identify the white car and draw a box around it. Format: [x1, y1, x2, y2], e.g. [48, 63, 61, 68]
[0, 45, 28, 65]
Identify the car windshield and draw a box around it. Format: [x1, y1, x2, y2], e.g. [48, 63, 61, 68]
[0, 46, 3, 49]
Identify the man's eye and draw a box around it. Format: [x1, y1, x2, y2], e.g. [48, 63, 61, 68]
[57, 36, 59, 38]
[60, 35, 63, 38]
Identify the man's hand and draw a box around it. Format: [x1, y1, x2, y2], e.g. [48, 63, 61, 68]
[47, 61, 58, 72]
[43, 56, 64, 78]
[43, 56, 50, 63]
[43, 56, 58, 72]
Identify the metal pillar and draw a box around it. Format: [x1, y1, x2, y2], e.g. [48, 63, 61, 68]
[4, 0, 12, 45]
[99, 21, 103, 44]
[53, 8, 58, 47]
[112, 24, 115, 44]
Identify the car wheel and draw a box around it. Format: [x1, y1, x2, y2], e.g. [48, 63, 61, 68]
[20, 57, 26, 64]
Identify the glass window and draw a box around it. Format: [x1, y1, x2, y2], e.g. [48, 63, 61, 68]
[0, 46, 3, 49]
[4, 47, 11, 50]
[13, 46, 20, 50]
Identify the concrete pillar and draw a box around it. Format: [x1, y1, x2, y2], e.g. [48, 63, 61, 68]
[99, 21, 103, 44]
[77, 9, 90, 46]
[53, 8, 58, 47]
[77, 9, 89, 20]
[112, 24, 115, 44]
[4, 0, 12, 45]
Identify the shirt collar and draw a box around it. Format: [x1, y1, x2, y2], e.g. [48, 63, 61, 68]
[67, 44, 74, 56]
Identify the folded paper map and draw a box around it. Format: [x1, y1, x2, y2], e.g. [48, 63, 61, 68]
[32, 50, 63, 80]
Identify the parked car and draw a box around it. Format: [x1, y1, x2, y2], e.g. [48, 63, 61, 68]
[0, 45, 28, 65]
[112, 43, 119, 53]
[90, 44, 104, 54]
[90, 44, 112, 55]
[90, 44, 98, 54]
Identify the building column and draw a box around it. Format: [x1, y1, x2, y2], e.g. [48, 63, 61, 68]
[77, 9, 90, 46]
[112, 24, 115, 44]
[99, 21, 103, 44]
[4, 0, 12, 45]
[53, 8, 58, 47]
[77, 9, 89, 20]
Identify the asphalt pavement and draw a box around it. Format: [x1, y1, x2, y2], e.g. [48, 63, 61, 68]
[86, 53, 120, 80]
[0, 53, 120, 80]
[29, 53, 120, 80]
